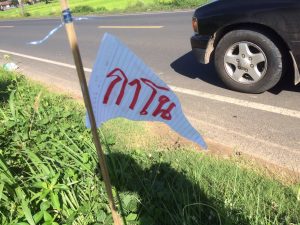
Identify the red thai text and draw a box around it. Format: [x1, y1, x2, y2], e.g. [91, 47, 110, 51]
[103, 68, 176, 121]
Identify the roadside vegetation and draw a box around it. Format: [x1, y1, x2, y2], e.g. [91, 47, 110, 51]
[0, 70, 300, 224]
[0, 0, 208, 19]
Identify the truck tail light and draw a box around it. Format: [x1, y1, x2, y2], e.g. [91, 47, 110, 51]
[192, 17, 198, 33]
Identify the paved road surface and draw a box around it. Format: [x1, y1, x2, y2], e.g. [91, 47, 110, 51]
[0, 11, 299, 172]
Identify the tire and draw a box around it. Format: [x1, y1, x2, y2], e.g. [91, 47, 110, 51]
[214, 29, 285, 93]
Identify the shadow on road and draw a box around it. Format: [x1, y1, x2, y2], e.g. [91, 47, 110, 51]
[170, 51, 225, 89]
[107, 152, 250, 225]
[269, 68, 300, 94]
[171, 51, 299, 94]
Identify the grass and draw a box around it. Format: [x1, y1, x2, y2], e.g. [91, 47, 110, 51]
[0, 0, 208, 19]
[0, 69, 299, 225]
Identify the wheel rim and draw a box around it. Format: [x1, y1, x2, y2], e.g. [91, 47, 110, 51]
[224, 41, 268, 84]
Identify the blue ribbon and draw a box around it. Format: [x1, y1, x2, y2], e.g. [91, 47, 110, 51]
[28, 17, 88, 45]
[62, 8, 73, 24]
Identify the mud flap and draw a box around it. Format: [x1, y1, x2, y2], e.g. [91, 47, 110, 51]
[290, 51, 300, 85]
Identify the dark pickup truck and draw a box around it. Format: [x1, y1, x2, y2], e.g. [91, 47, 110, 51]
[191, 0, 300, 93]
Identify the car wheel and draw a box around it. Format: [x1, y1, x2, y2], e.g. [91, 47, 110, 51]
[215, 29, 285, 93]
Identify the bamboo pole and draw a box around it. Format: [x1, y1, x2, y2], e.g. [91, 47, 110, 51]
[58, 1, 123, 224]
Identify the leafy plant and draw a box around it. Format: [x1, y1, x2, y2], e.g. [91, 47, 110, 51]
[72, 5, 95, 13]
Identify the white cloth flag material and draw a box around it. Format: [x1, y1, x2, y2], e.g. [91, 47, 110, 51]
[86, 33, 207, 149]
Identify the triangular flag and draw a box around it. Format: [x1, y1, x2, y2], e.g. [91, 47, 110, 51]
[87, 33, 207, 149]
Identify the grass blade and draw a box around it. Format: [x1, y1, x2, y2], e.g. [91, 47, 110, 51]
[15, 187, 35, 225]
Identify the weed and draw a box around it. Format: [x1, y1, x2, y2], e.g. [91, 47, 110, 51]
[72, 5, 95, 14]
[95, 7, 108, 13]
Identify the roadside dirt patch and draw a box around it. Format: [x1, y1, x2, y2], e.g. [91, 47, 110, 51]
[145, 122, 300, 184]
[146, 121, 233, 154]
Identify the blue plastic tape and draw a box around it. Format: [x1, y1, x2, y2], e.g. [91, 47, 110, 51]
[27, 17, 88, 45]
[62, 8, 73, 24]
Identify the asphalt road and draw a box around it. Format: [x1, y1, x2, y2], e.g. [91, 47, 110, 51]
[0, 11, 300, 172]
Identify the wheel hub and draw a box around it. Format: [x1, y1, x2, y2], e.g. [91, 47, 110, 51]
[224, 41, 268, 84]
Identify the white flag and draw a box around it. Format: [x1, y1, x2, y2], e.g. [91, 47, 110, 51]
[87, 33, 207, 149]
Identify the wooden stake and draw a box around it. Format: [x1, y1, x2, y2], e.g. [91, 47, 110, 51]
[59, 1, 123, 224]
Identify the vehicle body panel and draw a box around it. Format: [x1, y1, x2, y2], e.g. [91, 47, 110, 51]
[191, 0, 300, 84]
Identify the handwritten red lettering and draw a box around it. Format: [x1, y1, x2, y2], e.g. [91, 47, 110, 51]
[152, 95, 176, 120]
[103, 68, 128, 105]
[140, 78, 169, 115]
[102, 68, 176, 121]
[128, 79, 141, 110]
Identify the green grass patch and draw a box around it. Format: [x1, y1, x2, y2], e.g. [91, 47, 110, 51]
[0, 70, 299, 224]
[0, 0, 208, 19]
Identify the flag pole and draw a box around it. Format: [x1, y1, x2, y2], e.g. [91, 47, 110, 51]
[59, 1, 123, 224]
